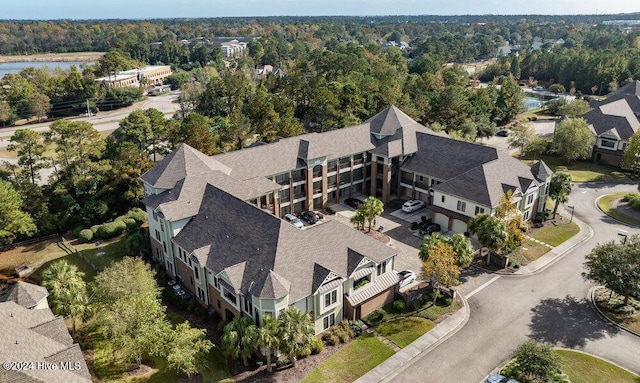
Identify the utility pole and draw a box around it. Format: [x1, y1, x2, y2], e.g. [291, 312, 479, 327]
[86, 99, 91, 117]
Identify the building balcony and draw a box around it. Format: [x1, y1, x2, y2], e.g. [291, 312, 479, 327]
[400, 177, 414, 185]
[415, 181, 429, 190]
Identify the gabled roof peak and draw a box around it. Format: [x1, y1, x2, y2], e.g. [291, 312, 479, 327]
[365, 105, 420, 136]
[140, 143, 231, 190]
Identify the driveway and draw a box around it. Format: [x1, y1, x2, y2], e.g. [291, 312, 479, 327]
[388, 182, 640, 382]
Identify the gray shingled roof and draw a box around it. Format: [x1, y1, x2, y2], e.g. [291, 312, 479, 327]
[584, 98, 640, 140]
[432, 150, 538, 208]
[214, 106, 443, 181]
[531, 160, 553, 179]
[142, 169, 278, 222]
[0, 282, 49, 309]
[401, 132, 500, 181]
[140, 143, 231, 189]
[365, 105, 422, 136]
[0, 301, 91, 383]
[173, 185, 396, 302]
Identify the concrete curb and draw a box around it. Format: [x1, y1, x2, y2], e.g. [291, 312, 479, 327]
[594, 194, 640, 229]
[354, 293, 470, 383]
[588, 286, 640, 338]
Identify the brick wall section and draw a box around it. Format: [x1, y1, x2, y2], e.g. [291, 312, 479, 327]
[207, 284, 240, 321]
[175, 257, 195, 294]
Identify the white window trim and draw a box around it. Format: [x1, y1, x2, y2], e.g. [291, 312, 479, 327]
[323, 313, 336, 330]
[322, 289, 339, 311]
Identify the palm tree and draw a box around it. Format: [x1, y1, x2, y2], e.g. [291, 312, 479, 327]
[42, 260, 89, 331]
[277, 308, 315, 367]
[449, 233, 474, 267]
[254, 315, 280, 373]
[360, 197, 384, 232]
[419, 232, 447, 261]
[468, 214, 507, 265]
[549, 171, 572, 219]
[221, 316, 256, 367]
[350, 209, 366, 231]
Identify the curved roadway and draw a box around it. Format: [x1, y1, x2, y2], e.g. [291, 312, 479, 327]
[387, 182, 640, 382]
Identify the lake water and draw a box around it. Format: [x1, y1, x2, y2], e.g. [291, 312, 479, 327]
[0, 61, 92, 78]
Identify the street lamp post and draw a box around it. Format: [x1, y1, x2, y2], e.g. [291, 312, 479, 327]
[618, 230, 629, 244]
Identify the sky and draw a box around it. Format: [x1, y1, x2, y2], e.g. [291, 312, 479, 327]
[1, 0, 639, 20]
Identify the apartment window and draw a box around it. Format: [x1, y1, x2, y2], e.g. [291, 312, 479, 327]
[524, 211, 530, 220]
[214, 277, 219, 289]
[377, 261, 387, 276]
[223, 287, 237, 305]
[162, 242, 167, 253]
[324, 290, 338, 309]
[194, 267, 199, 280]
[527, 194, 534, 205]
[601, 139, 616, 149]
[188, 257, 192, 267]
[152, 210, 158, 221]
[323, 313, 336, 330]
[457, 201, 466, 212]
[244, 296, 253, 313]
[155, 229, 161, 241]
[441, 195, 445, 203]
[475, 206, 485, 215]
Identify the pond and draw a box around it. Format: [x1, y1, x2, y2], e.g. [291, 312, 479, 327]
[0, 61, 92, 78]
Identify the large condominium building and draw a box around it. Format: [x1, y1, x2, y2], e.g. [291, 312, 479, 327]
[140, 105, 551, 333]
[95, 65, 172, 88]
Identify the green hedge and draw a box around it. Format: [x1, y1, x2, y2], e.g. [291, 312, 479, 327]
[97, 220, 127, 239]
[78, 229, 94, 243]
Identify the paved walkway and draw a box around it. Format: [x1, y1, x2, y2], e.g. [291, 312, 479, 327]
[357, 210, 594, 382]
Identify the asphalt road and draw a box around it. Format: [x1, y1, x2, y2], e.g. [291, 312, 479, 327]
[389, 182, 640, 382]
[0, 91, 180, 145]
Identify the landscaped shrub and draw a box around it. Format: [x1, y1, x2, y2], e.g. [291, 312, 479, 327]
[322, 332, 340, 346]
[337, 321, 354, 342]
[365, 309, 385, 326]
[120, 217, 138, 231]
[393, 300, 406, 312]
[348, 320, 363, 337]
[275, 358, 290, 369]
[125, 207, 148, 224]
[311, 339, 323, 354]
[90, 224, 101, 234]
[78, 229, 93, 243]
[297, 347, 312, 359]
[98, 220, 127, 239]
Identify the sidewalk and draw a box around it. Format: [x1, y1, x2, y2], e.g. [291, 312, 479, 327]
[356, 211, 593, 382]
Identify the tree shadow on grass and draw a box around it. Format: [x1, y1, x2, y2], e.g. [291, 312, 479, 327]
[528, 295, 619, 348]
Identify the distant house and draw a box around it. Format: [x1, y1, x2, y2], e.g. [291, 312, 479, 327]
[0, 282, 91, 382]
[584, 80, 640, 166]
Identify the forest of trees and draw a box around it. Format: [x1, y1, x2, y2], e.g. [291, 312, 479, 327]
[2, 14, 640, 243]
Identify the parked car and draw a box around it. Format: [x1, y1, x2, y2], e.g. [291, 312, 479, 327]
[496, 130, 509, 137]
[486, 374, 519, 383]
[284, 213, 304, 228]
[419, 223, 441, 236]
[398, 270, 416, 288]
[344, 197, 363, 209]
[300, 210, 319, 224]
[533, 86, 544, 91]
[402, 199, 425, 213]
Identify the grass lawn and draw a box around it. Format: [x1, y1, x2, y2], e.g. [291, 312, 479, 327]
[597, 193, 640, 227]
[556, 349, 640, 383]
[301, 333, 395, 383]
[0, 239, 68, 271]
[31, 252, 98, 282]
[518, 238, 550, 262]
[530, 222, 580, 246]
[593, 287, 640, 334]
[375, 317, 434, 348]
[72, 236, 128, 272]
[522, 155, 632, 182]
